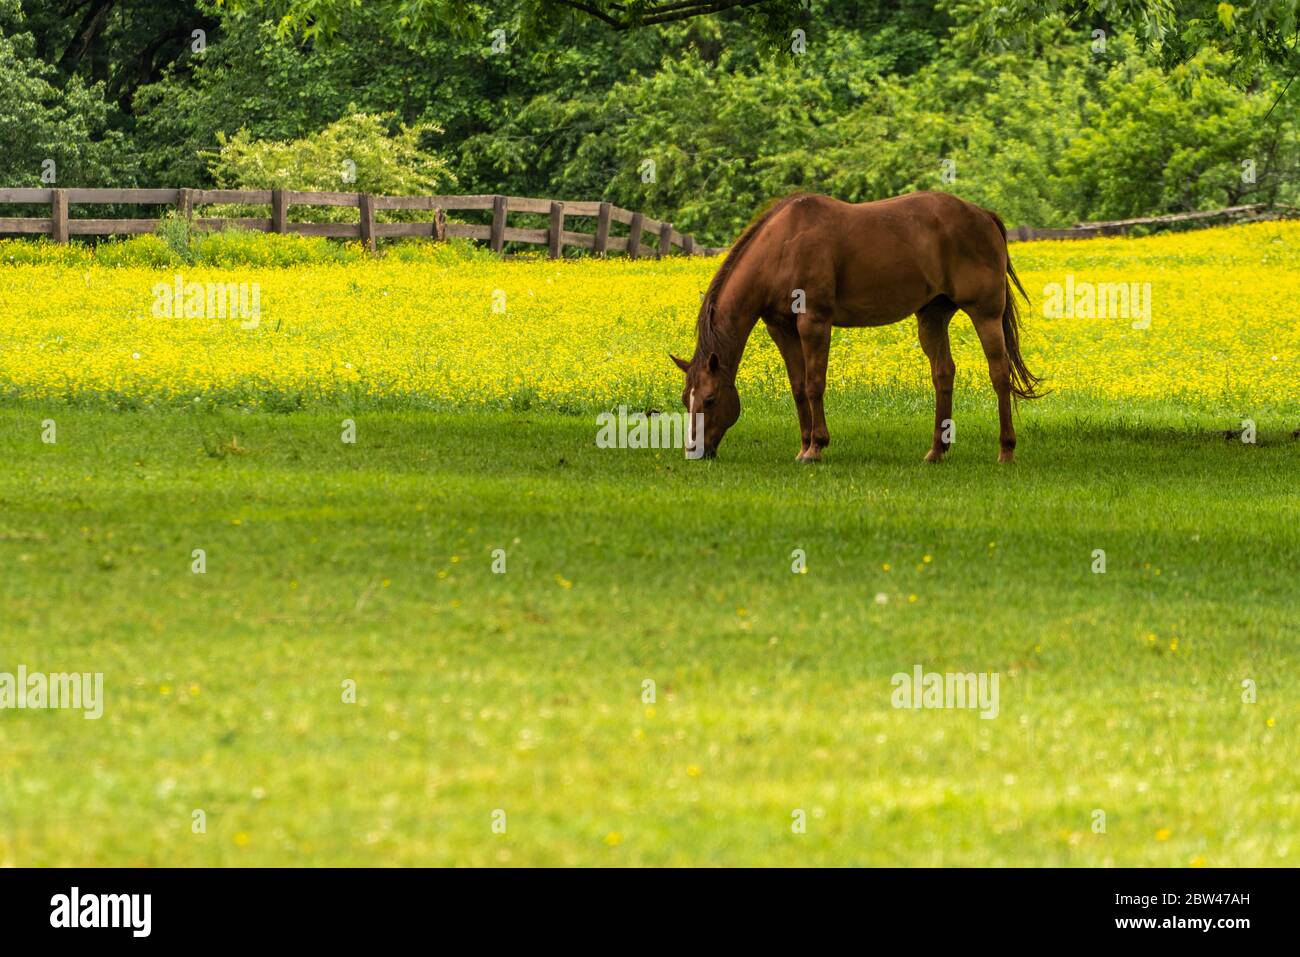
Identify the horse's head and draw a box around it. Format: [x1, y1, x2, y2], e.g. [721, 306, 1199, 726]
[671, 352, 740, 459]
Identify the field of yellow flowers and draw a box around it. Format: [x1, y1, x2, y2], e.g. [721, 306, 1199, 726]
[0, 221, 1297, 410]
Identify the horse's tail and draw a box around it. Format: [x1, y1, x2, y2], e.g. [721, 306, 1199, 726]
[986, 210, 1045, 400]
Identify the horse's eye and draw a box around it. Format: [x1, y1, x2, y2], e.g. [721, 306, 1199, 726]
[704, 396, 716, 407]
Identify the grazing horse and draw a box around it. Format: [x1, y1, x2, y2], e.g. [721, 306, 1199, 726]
[671, 191, 1043, 462]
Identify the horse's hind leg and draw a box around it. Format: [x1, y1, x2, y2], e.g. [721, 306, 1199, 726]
[764, 320, 813, 460]
[968, 308, 1017, 463]
[917, 298, 958, 462]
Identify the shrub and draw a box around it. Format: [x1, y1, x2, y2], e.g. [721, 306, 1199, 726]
[155, 211, 195, 264]
[0, 238, 89, 266]
[381, 237, 493, 265]
[93, 234, 183, 268]
[189, 228, 366, 267]
[206, 111, 457, 224]
[0, 229, 483, 268]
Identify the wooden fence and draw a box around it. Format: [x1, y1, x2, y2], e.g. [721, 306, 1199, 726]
[0, 188, 1293, 255]
[0, 187, 725, 258]
[1006, 203, 1297, 241]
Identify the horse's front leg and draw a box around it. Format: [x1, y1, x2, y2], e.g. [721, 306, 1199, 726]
[917, 301, 958, 462]
[764, 320, 812, 460]
[796, 313, 832, 462]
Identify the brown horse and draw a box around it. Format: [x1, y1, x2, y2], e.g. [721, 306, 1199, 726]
[671, 191, 1043, 462]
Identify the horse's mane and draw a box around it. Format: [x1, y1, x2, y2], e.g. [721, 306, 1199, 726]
[693, 193, 809, 367]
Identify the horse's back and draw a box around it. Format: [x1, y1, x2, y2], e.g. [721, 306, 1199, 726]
[751, 192, 1007, 325]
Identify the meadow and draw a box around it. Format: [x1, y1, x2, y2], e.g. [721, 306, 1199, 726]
[0, 223, 1296, 866]
[2, 221, 1299, 413]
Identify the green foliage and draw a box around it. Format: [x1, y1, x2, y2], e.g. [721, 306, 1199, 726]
[15, 0, 212, 112]
[0, 0, 130, 190]
[821, 38, 1298, 226]
[0, 236, 88, 266]
[209, 110, 456, 199]
[93, 234, 183, 268]
[1058, 54, 1298, 218]
[382, 237, 496, 265]
[200, 110, 457, 226]
[470, 26, 1296, 244]
[0, 229, 368, 268]
[5, 0, 1300, 243]
[155, 211, 194, 263]
[463, 54, 838, 246]
[226, 0, 808, 40]
[230, 0, 1300, 79]
[953, 0, 1300, 79]
[814, 41, 1092, 227]
[188, 229, 366, 267]
[0, 233, 184, 269]
[131, 13, 480, 188]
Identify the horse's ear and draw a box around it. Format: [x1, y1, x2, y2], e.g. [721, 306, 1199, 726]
[669, 353, 690, 373]
[706, 352, 721, 374]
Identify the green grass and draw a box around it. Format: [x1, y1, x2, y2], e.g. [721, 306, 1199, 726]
[1, 395, 1296, 866]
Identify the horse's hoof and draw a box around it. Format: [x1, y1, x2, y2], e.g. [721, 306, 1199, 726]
[797, 451, 822, 464]
[924, 449, 944, 463]
[998, 451, 1015, 464]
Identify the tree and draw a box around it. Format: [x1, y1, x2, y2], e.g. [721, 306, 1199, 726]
[230, 0, 1300, 81]
[0, 0, 128, 189]
[953, 0, 1300, 78]
[227, 0, 806, 41]
[210, 111, 456, 195]
[19, 0, 215, 111]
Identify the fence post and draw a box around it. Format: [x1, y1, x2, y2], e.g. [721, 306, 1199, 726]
[658, 221, 673, 260]
[548, 200, 565, 259]
[683, 234, 695, 256]
[594, 202, 611, 256]
[51, 188, 68, 243]
[490, 195, 508, 253]
[359, 193, 376, 253]
[434, 207, 446, 242]
[177, 188, 193, 221]
[627, 211, 643, 259]
[271, 188, 288, 233]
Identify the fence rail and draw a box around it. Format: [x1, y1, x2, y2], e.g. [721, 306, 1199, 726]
[1, 188, 1293, 254]
[0, 187, 724, 258]
[1006, 203, 1298, 241]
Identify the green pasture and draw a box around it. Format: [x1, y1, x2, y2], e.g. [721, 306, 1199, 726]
[0, 396, 1294, 865]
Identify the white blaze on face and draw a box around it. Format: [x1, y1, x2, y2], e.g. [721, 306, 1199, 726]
[686, 388, 697, 458]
